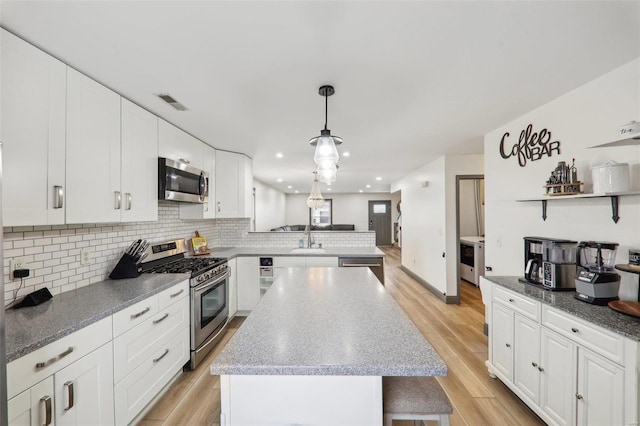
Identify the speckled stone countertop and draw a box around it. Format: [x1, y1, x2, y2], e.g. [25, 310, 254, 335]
[5, 274, 189, 362]
[485, 276, 640, 341]
[207, 246, 385, 259]
[210, 267, 447, 376]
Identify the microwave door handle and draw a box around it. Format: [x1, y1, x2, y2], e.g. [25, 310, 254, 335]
[199, 172, 208, 202]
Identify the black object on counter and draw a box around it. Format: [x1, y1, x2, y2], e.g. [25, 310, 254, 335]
[109, 253, 142, 279]
[14, 288, 53, 308]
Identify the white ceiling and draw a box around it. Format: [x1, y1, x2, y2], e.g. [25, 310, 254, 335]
[1, 1, 638, 194]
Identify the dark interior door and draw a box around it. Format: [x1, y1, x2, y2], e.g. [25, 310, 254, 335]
[368, 200, 392, 246]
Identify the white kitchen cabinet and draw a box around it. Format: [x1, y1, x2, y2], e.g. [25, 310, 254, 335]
[539, 328, 576, 426]
[513, 314, 541, 404]
[1, 29, 66, 226]
[121, 98, 158, 222]
[54, 342, 114, 426]
[490, 303, 514, 380]
[237, 257, 260, 313]
[215, 150, 253, 218]
[228, 258, 238, 318]
[179, 144, 216, 219]
[158, 119, 204, 170]
[8, 376, 55, 426]
[66, 67, 121, 224]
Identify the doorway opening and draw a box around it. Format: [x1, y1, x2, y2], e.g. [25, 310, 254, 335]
[368, 200, 392, 246]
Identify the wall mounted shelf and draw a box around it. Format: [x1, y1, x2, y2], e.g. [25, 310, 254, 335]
[516, 191, 640, 223]
[589, 130, 640, 148]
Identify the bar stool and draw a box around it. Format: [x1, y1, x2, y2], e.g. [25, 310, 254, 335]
[383, 376, 453, 426]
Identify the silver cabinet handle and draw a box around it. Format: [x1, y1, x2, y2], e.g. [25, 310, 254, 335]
[538, 366, 544, 372]
[153, 313, 169, 325]
[53, 186, 64, 209]
[341, 263, 382, 267]
[170, 289, 184, 298]
[576, 393, 583, 400]
[36, 346, 74, 369]
[64, 381, 74, 411]
[179, 158, 190, 164]
[217, 201, 221, 212]
[531, 362, 538, 367]
[153, 349, 169, 363]
[571, 327, 579, 333]
[130, 306, 150, 319]
[508, 298, 515, 302]
[505, 343, 511, 348]
[114, 191, 121, 210]
[126, 193, 132, 210]
[40, 395, 52, 426]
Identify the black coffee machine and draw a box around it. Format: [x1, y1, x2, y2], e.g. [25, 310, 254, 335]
[523, 237, 577, 289]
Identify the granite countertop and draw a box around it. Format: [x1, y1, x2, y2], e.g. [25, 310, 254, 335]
[208, 246, 385, 258]
[210, 267, 447, 377]
[5, 273, 189, 362]
[485, 276, 640, 341]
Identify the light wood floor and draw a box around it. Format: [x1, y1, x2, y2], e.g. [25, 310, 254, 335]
[138, 247, 544, 426]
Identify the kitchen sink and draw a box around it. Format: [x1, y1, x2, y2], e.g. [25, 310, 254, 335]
[289, 248, 326, 254]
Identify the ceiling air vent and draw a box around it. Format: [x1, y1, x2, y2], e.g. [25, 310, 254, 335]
[155, 93, 188, 111]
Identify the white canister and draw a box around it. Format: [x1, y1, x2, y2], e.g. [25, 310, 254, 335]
[591, 160, 630, 193]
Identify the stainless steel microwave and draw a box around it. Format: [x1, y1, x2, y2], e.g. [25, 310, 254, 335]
[158, 157, 208, 203]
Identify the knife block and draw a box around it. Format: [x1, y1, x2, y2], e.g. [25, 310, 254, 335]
[109, 253, 142, 279]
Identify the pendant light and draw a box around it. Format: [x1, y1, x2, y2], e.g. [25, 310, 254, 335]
[307, 172, 325, 208]
[309, 85, 343, 183]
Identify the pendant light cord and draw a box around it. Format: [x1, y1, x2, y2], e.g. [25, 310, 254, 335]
[324, 92, 328, 130]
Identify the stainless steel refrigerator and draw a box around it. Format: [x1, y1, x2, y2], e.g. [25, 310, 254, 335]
[0, 144, 7, 425]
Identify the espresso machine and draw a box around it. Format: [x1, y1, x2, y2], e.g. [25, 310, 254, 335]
[574, 241, 621, 305]
[523, 237, 577, 289]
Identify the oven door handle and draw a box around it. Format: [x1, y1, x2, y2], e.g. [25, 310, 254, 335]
[195, 269, 230, 293]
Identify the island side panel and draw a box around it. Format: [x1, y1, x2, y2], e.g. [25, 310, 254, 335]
[219, 375, 382, 425]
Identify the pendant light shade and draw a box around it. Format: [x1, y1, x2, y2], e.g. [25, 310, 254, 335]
[309, 85, 343, 179]
[307, 172, 325, 208]
[313, 132, 340, 165]
[317, 160, 337, 184]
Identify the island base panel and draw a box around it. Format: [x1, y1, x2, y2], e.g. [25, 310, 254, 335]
[220, 375, 382, 425]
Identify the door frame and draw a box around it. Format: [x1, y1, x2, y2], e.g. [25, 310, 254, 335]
[455, 175, 484, 302]
[368, 200, 392, 246]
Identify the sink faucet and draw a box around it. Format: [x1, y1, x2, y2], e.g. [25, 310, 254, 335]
[304, 224, 316, 248]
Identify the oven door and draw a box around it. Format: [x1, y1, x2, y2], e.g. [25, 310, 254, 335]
[192, 270, 229, 350]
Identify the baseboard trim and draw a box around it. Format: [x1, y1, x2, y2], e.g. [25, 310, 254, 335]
[400, 266, 459, 304]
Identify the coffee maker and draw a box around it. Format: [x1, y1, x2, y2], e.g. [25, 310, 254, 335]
[574, 241, 620, 305]
[523, 237, 577, 289]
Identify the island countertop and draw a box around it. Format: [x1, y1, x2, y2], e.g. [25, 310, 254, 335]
[210, 267, 447, 377]
[207, 246, 384, 258]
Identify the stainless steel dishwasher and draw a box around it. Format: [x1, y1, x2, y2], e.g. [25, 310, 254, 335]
[338, 257, 385, 285]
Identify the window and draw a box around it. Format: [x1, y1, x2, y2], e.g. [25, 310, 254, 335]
[310, 199, 332, 227]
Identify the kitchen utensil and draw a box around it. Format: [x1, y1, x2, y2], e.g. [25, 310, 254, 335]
[608, 300, 640, 318]
[127, 239, 142, 256]
[592, 161, 630, 193]
[574, 241, 620, 305]
[191, 231, 210, 255]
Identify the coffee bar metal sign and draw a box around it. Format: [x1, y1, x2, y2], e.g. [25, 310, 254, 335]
[499, 124, 561, 167]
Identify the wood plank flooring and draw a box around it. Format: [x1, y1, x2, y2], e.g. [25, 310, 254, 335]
[138, 247, 544, 426]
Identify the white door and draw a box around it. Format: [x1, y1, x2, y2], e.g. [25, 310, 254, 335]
[66, 68, 121, 224]
[54, 343, 114, 426]
[513, 314, 541, 404]
[576, 347, 624, 426]
[8, 376, 55, 426]
[237, 257, 260, 311]
[1, 29, 66, 226]
[121, 98, 158, 222]
[491, 303, 514, 380]
[540, 328, 577, 426]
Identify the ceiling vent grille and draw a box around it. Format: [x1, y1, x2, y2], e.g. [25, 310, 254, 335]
[155, 93, 188, 111]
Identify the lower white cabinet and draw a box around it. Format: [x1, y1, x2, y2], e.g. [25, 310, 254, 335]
[228, 258, 238, 318]
[577, 347, 624, 426]
[8, 377, 54, 426]
[513, 314, 540, 404]
[539, 328, 576, 426]
[490, 303, 514, 381]
[237, 257, 260, 312]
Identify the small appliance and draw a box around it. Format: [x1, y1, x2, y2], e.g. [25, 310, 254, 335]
[522, 237, 576, 288]
[158, 157, 208, 203]
[574, 241, 621, 305]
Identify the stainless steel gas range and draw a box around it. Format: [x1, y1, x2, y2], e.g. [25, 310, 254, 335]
[139, 239, 230, 369]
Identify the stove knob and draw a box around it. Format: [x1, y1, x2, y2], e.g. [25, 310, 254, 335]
[197, 275, 204, 283]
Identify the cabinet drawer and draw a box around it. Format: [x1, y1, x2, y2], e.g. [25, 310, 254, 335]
[273, 256, 306, 268]
[113, 295, 159, 337]
[158, 280, 189, 311]
[493, 286, 540, 321]
[7, 317, 112, 399]
[542, 305, 623, 364]
[113, 296, 189, 383]
[114, 329, 189, 426]
[305, 257, 339, 267]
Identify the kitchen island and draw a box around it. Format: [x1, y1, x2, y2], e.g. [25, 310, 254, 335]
[210, 267, 447, 425]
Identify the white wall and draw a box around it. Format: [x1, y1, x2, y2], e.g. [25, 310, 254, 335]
[484, 58, 640, 300]
[459, 179, 484, 237]
[253, 179, 286, 231]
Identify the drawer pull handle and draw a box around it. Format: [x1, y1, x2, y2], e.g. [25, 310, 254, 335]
[576, 393, 583, 400]
[41, 395, 52, 426]
[35, 346, 74, 369]
[153, 313, 169, 325]
[505, 343, 511, 348]
[538, 366, 544, 372]
[508, 298, 515, 302]
[170, 289, 184, 298]
[531, 362, 538, 367]
[64, 381, 74, 411]
[153, 349, 170, 363]
[131, 307, 151, 319]
[571, 327, 579, 333]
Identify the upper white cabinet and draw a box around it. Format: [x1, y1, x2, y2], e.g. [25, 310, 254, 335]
[121, 99, 158, 222]
[179, 144, 216, 219]
[1, 29, 66, 226]
[66, 68, 121, 224]
[158, 119, 203, 170]
[215, 150, 253, 218]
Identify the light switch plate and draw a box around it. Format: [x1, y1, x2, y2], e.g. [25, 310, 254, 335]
[81, 248, 91, 266]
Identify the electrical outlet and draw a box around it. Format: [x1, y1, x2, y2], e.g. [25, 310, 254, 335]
[10, 257, 27, 277]
[81, 248, 91, 266]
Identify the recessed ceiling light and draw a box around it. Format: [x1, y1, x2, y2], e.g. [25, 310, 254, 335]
[277, 178, 283, 183]
[359, 189, 363, 193]
[327, 182, 332, 186]
[295, 190, 299, 193]
[276, 152, 283, 158]
[366, 184, 371, 188]
[287, 185, 292, 189]
[327, 187, 332, 191]
[375, 177, 382, 181]
[343, 151, 350, 157]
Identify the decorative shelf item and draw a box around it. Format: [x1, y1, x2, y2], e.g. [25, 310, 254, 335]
[611, 263, 640, 316]
[516, 191, 640, 223]
[590, 121, 640, 148]
[544, 182, 584, 196]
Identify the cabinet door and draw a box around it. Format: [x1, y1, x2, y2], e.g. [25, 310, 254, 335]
[158, 119, 203, 169]
[215, 150, 251, 218]
[121, 98, 158, 222]
[66, 68, 121, 224]
[54, 342, 114, 426]
[514, 314, 540, 404]
[540, 328, 576, 426]
[236, 257, 260, 311]
[1, 29, 66, 226]
[179, 144, 215, 219]
[576, 348, 624, 426]
[8, 376, 55, 426]
[228, 258, 238, 318]
[491, 303, 514, 380]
